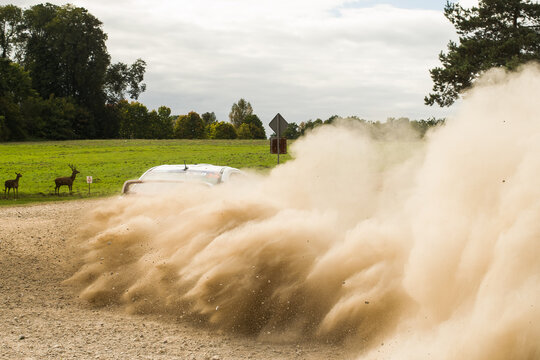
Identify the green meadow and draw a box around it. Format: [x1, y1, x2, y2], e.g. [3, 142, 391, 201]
[0, 139, 291, 206]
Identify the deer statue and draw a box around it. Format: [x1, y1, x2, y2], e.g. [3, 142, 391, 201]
[4, 173, 22, 199]
[55, 164, 80, 195]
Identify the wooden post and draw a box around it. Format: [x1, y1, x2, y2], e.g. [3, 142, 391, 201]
[277, 118, 281, 164]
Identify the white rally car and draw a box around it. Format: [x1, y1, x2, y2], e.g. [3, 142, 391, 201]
[122, 164, 243, 195]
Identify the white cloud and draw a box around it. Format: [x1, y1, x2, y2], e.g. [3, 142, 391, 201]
[11, 0, 457, 124]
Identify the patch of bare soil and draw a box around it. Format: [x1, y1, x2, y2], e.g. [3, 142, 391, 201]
[0, 200, 349, 360]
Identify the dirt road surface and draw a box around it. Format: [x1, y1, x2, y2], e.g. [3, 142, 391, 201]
[0, 200, 349, 360]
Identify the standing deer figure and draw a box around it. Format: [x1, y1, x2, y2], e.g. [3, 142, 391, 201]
[55, 165, 80, 195]
[4, 173, 22, 199]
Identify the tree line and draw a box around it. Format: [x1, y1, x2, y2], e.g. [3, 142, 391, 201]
[282, 116, 445, 140]
[174, 103, 266, 140]
[2, 1, 537, 142]
[0, 3, 269, 141]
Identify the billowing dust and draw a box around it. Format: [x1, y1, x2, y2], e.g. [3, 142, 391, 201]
[69, 65, 540, 359]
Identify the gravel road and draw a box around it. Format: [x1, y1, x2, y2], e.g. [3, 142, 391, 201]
[0, 200, 350, 360]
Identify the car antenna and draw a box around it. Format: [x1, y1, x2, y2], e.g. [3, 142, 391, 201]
[184, 161, 188, 170]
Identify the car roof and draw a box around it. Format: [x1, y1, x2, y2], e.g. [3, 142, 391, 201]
[139, 164, 240, 179]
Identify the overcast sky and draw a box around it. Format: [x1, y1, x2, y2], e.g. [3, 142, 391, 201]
[12, 0, 480, 126]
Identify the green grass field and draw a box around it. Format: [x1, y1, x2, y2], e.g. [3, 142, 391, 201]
[0, 139, 291, 206]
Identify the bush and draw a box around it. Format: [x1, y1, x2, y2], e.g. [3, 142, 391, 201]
[241, 114, 266, 139]
[208, 121, 237, 139]
[174, 111, 205, 139]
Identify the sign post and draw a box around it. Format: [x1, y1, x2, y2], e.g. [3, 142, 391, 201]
[86, 176, 93, 195]
[269, 113, 288, 164]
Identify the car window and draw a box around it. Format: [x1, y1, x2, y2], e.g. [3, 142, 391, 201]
[141, 168, 222, 185]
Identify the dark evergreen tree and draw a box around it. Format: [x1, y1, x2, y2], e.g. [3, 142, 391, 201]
[426, 0, 540, 107]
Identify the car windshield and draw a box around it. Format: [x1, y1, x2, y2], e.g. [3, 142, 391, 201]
[140, 168, 222, 186]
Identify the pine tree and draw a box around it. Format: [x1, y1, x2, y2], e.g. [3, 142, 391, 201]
[426, 0, 540, 107]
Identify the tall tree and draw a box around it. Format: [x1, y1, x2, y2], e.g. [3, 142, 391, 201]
[104, 59, 147, 104]
[0, 5, 23, 60]
[229, 98, 253, 128]
[23, 4, 110, 111]
[426, 0, 540, 107]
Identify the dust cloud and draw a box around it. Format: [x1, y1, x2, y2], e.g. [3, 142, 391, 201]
[69, 64, 540, 359]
